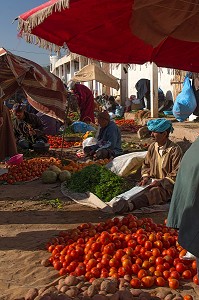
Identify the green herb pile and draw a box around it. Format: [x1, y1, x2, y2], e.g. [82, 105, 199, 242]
[65, 164, 127, 202]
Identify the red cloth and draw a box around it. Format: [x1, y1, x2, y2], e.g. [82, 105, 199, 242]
[74, 84, 95, 123]
[18, 0, 199, 72]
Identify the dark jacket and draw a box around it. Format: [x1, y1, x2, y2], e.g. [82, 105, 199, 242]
[13, 111, 47, 143]
[97, 121, 123, 156]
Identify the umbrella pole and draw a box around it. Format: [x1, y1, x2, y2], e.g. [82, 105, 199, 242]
[60, 94, 70, 162]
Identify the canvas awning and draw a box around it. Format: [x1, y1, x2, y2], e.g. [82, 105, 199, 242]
[72, 64, 119, 90]
[0, 48, 67, 121]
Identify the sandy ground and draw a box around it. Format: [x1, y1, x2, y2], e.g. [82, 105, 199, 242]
[0, 180, 198, 300]
[0, 134, 196, 300]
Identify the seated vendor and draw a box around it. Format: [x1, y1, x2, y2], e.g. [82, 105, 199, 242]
[113, 118, 183, 213]
[84, 111, 123, 159]
[13, 103, 48, 149]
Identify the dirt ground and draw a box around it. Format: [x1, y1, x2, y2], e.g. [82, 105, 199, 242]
[0, 134, 197, 300]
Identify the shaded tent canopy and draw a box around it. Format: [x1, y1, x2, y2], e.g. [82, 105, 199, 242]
[0, 48, 67, 122]
[17, 0, 199, 72]
[72, 64, 120, 90]
[132, 0, 199, 47]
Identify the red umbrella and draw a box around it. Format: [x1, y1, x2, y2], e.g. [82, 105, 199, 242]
[17, 0, 199, 72]
[0, 48, 67, 121]
[133, 0, 199, 47]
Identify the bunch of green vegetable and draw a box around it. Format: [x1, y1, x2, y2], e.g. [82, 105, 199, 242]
[65, 164, 127, 202]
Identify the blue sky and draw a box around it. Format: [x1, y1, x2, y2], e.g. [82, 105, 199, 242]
[0, 1, 52, 66]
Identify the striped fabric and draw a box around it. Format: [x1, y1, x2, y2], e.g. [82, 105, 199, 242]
[0, 48, 67, 121]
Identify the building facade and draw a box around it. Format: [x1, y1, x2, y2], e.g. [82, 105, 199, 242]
[50, 54, 183, 105]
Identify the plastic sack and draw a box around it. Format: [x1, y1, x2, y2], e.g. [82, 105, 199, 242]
[173, 77, 197, 122]
[71, 121, 96, 133]
[82, 137, 97, 149]
[105, 151, 147, 177]
[115, 105, 124, 117]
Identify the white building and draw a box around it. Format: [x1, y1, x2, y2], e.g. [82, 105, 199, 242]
[50, 53, 179, 105]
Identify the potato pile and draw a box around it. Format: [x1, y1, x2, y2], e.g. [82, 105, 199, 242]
[24, 274, 193, 300]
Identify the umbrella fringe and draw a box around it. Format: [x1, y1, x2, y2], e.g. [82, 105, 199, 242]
[22, 32, 63, 52]
[18, 0, 70, 32]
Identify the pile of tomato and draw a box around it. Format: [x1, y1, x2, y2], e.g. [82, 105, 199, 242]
[46, 215, 198, 290]
[115, 119, 141, 133]
[47, 135, 79, 149]
[0, 157, 61, 184]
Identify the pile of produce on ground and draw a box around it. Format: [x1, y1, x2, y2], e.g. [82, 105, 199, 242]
[23, 274, 195, 300]
[122, 142, 149, 151]
[64, 164, 129, 202]
[0, 158, 110, 185]
[0, 157, 61, 184]
[62, 159, 110, 173]
[115, 119, 141, 133]
[47, 135, 82, 149]
[40, 215, 198, 297]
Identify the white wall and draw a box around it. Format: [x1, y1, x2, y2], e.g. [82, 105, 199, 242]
[111, 63, 174, 100]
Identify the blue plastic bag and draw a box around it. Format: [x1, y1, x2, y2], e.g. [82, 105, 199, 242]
[173, 76, 197, 122]
[115, 105, 124, 117]
[71, 121, 96, 133]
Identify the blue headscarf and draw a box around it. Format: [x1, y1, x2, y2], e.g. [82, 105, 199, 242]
[147, 118, 174, 133]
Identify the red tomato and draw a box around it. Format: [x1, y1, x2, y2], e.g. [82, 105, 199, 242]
[109, 258, 120, 268]
[168, 278, 179, 289]
[86, 258, 97, 271]
[110, 226, 118, 234]
[103, 243, 115, 255]
[155, 276, 166, 287]
[135, 258, 143, 266]
[154, 270, 163, 277]
[127, 239, 137, 248]
[182, 270, 192, 280]
[183, 295, 193, 300]
[125, 247, 134, 256]
[132, 263, 141, 274]
[148, 266, 155, 275]
[137, 269, 148, 279]
[149, 233, 156, 242]
[118, 267, 126, 277]
[192, 260, 197, 270]
[59, 268, 67, 276]
[53, 261, 62, 271]
[137, 234, 147, 245]
[75, 263, 86, 276]
[144, 240, 153, 250]
[156, 265, 165, 273]
[163, 270, 171, 279]
[170, 270, 180, 280]
[154, 240, 163, 250]
[155, 257, 164, 265]
[163, 262, 171, 270]
[193, 274, 199, 285]
[130, 278, 141, 288]
[142, 260, 151, 270]
[141, 276, 154, 288]
[122, 259, 132, 269]
[163, 255, 173, 265]
[151, 248, 161, 257]
[175, 262, 186, 274]
[91, 267, 100, 278]
[115, 249, 125, 260]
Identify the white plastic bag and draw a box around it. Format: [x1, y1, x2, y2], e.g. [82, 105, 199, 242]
[82, 137, 97, 149]
[106, 151, 147, 177]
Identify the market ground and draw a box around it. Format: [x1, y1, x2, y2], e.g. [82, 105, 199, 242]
[0, 131, 197, 300]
